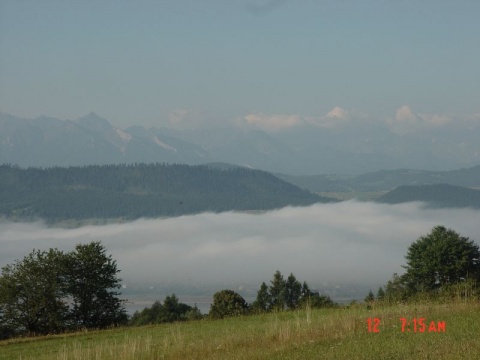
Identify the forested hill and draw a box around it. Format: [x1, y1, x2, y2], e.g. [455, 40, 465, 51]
[0, 164, 332, 222]
[377, 184, 480, 209]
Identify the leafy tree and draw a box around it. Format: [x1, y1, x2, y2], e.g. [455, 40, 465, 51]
[129, 295, 198, 326]
[130, 301, 163, 326]
[159, 294, 192, 322]
[269, 270, 286, 311]
[185, 305, 203, 321]
[0, 309, 15, 340]
[0, 249, 68, 336]
[403, 226, 480, 292]
[285, 273, 302, 310]
[209, 290, 248, 319]
[251, 282, 271, 313]
[364, 290, 375, 303]
[0, 242, 128, 339]
[66, 242, 127, 329]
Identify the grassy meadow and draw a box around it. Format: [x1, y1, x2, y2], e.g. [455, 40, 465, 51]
[1, 300, 479, 360]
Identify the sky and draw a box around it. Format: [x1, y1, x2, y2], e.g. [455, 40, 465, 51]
[2, 202, 480, 306]
[1, 0, 479, 129]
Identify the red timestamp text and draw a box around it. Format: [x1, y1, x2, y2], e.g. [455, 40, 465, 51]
[367, 318, 446, 333]
[400, 318, 446, 333]
[367, 317, 381, 333]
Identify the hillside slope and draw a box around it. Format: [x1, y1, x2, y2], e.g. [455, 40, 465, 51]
[377, 184, 480, 208]
[0, 164, 332, 222]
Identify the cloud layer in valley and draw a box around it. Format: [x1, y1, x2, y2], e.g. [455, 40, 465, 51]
[2, 202, 479, 302]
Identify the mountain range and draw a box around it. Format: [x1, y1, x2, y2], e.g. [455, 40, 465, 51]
[2, 112, 480, 175]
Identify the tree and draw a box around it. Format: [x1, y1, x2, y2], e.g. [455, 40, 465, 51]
[383, 273, 409, 303]
[251, 282, 271, 313]
[300, 281, 310, 299]
[0, 306, 15, 340]
[130, 300, 163, 326]
[376, 287, 385, 301]
[285, 273, 302, 310]
[403, 226, 480, 292]
[307, 293, 335, 308]
[66, 242, 127, 329]
[185, 304, 203, 321]
[0, 242, 127, 339]
[0, 249, 68, 336]
[160, 294, 192, 322]
[364, 290, 375, 303]
[209, 290, 248, 319]
[269, 270, 286, 311]
[129, 295, 198, 326]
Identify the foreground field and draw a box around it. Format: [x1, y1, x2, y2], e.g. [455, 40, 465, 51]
[1, 301, 479, 359]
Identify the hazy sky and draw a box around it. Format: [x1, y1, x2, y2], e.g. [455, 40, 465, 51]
[2, 202, 479, 301]
[1, 1, 479, 129]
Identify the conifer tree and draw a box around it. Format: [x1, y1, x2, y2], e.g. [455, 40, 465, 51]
[364, 290, 375, 303]
[285, 273, 302, 309]
[269, 270, 286, 311]
[376, 287, 385, 300]
[251, 282, 271, 313]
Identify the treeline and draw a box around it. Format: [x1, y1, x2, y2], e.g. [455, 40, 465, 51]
[211, 271, 335, 319]
[0, 163, 331, 222]
[130, 271, 336, 327]
[0, 241, 334, 340]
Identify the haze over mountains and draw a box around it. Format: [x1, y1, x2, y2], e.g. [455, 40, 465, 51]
[2, 112, 480, 175]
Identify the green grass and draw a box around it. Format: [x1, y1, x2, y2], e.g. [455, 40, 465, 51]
[1, 301, 479, 359]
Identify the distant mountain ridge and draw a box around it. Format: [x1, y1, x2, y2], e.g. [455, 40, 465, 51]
[0, 112, 210, 168]
[277, 166, 480, 193]
[2, 112, 480, 174]
[377, 184, 480, 209]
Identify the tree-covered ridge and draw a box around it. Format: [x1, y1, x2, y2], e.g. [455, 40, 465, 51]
[0, 163, 332, 222]
[377, 184, 480, 208]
